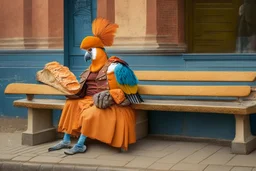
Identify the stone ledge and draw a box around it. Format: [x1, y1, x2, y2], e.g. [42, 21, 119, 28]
[0, 161, 155, 171]
[106, 44, 187, 55]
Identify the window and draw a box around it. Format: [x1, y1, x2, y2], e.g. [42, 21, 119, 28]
[187, 0, 256, 53]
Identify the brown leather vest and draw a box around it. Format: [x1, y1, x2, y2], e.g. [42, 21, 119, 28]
[79, 61, 112, 92]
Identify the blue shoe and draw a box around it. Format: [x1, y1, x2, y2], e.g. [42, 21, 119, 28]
[64, 145, 87, 155]
[48, 141, 71, 152]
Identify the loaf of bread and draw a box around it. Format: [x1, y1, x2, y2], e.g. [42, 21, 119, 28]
[36, 61, 80, 95]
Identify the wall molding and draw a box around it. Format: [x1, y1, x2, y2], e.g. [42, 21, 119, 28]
[106, 44, 187, 55]
[0, 49, 63, 55]
[183, 53, 256, 61]
[0, 37, 63, 50]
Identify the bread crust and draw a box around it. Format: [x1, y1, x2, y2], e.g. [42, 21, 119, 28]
[36, 61, 80, 95]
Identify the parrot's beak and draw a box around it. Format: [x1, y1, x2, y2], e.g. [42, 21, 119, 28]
[84, 52, 92, 62]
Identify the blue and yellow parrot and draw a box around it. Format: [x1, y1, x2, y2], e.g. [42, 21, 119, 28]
[108, 56, 143, 103]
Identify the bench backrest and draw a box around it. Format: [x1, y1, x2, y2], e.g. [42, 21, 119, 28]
[4, 71, 256, 98]
[135, 71, 256, 97]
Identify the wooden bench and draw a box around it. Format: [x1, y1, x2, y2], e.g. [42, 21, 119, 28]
[4, 71, 256, 154]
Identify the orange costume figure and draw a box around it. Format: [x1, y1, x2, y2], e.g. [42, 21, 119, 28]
[48, 17, 143, 155]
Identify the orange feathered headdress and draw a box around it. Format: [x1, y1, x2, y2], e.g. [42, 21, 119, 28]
[80, 17, 119, 50]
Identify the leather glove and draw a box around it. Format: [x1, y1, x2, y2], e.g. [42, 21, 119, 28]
[93, 90, 114, 109]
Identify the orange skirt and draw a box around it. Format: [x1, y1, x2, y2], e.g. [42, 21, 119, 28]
[58, 96, 136, 150]
[58, 96, 94, 137]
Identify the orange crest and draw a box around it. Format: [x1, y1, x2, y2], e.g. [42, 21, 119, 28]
[80, 17, 119, 50]
[92, 17, 119, 46]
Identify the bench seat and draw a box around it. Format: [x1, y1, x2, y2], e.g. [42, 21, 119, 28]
[14, 98, 256, 115]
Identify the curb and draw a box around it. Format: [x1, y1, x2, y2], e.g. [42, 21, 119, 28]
[0, 160, 151, 171]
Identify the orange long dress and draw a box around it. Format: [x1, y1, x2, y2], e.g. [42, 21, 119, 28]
[58, 71, 136, 150]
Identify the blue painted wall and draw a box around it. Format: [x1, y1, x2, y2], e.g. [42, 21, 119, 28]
[0, 50, 64, 122]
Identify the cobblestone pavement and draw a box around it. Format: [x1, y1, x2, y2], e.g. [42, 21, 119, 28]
[0, 132, 256, 171]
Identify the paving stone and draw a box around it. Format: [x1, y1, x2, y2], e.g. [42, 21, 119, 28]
[182, 145, 222, 164]
[124, 156, 159, 169]
[40, 153, 64, 157]
[65, 151, 102, 159]
[231, 167, 253, 171]
[171, 163, 208, 171]
[157, 148, 200, 164]
[167, 142, 208, 151]
[129, 139, 172, 151]
[53, 164, 75, 171]
[8, 146, 33, 154]
[21, 153, 38, 157]
[97, 167, 138, 171]
[39, 164, 53, 171]
[148, 162, 174, 170]
[85, 143, 119, 154]
[97, 153, 136, 162]
[59, 154, 68, 158]
[12, 155, 33, 162]
[128, 149, 171, 158]
[204, 165, 233, 171]
[227, 155, 256, 167]
[17, 146, 55, 156]
[0, 154, 17, 160]
[2, 161, 22, 171]
[60, 158, 127, 167]
[200, 147, 235, 165]
[74, 165, 98, 171]
[22, 162, 41, 171]
[30, 156, 62, 163]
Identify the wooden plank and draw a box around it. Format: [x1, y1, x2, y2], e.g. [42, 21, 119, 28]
[138, 85, 251, 97]
[5, 83, 252, 97]
[134, 71, 256, 82]
[13, 98, 256, 115]
[131, 99, 255, 115]
[14, 99, 65, 110]
[4, 83, 68, 95]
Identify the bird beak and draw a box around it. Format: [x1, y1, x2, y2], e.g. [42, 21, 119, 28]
[84, 52, 92, 62]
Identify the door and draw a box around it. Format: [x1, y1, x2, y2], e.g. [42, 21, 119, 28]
[187, 0, 242, 53]
[64, 0, 97, 76]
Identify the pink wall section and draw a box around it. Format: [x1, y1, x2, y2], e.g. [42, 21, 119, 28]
[0, 0, 63, 49]
[0, 0, 24, 38]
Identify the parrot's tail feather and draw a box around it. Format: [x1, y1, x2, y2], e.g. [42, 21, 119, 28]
[126, 93, 143, 104]
[137, 92, 144, 102]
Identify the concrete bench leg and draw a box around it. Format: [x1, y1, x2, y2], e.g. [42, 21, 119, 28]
[232, 114, 256, 154]
[22, 108, 56, 146]
[135, 110, 148, 140]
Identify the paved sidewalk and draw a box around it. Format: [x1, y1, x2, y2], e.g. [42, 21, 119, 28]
[0, 132, 256, 171]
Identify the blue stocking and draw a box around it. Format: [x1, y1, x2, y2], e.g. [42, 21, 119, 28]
[63, 133, 71, 143]
[76, 134, 87, 148]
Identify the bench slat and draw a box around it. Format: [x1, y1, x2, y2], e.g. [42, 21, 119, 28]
[5, 83, 252, 97]
[138, 85, 251, 97]
[13, 99, 256, 115]
[4, 83, 68, 95]
[135, 71, 256, 82]
[131, 100, 256, 115]
[14, 99, 65, 110]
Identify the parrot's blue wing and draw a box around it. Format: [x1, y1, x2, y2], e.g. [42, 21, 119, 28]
[114, 63, 143, 103]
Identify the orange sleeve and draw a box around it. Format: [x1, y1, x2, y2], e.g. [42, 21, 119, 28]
[109, 89, 126, 104]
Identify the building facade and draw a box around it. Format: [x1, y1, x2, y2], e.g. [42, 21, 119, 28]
[1, 0, 256, 140]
